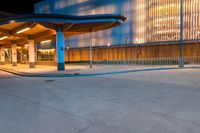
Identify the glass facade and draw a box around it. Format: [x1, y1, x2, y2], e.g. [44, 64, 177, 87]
[37, 49, 55, 61]
[37, 40, 56, 61]
[35, 0, 200, 47]
[146, 0, 200, 43]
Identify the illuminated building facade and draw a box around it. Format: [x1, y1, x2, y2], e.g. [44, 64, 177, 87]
[35, 0, 200, 46]
[33, 0, 200, 62]
[146, 0, 200, 43]
[35, 0, 136, 47]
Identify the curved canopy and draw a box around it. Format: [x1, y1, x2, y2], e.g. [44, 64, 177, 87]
[0, 14, 126, 46]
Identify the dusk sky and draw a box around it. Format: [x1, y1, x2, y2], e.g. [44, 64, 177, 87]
[0, 0, 43, 14]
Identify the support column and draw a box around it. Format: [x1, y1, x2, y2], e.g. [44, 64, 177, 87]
[0, 47, 5, 65]
[11, 44, 17, 66]
[56, 26, 65, 71]
[28, 40, 36, 68]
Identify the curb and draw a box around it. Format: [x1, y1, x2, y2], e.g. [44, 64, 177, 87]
[0, 66, 199, 77]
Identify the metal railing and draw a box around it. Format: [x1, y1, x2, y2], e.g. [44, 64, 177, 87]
[85, 56, 200, 71]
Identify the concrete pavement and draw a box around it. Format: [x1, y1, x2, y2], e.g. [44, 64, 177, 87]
[0, 69, 200, 133]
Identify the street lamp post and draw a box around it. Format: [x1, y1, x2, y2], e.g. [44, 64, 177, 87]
[125, 37, 128, 60]
[135, 38, 138, 59]
[89, 30, 93, 68]
[107, 43, 110, 63]
[179, 0, 184, 67]
[66, 45, 70, 62]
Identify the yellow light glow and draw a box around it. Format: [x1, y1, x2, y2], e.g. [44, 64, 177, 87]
[16, 28, 31, 34]
[40, 40, 52, 44]
[0, 36, 8, 40]
[9, 20, 16, 24]
[38, 49, 55, 52]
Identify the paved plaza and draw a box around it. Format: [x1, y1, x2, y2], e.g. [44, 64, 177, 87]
[0, 68, 200, 133]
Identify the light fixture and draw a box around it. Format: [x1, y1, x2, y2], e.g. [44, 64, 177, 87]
[0, 36, 8, 40]
[135, 38, 138, 43]
[66, 46, 70, 50]
[40, 40, 52, 44]
[9, 20, 16, 24]
[38, 49, 55, 52]
[107, 43, 110, 47]
[16, 27, 30, 34]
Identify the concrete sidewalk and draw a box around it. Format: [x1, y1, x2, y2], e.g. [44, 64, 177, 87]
[0, 64, 179, 77]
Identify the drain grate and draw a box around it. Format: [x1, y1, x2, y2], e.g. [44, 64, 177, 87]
[44, 80, 55, 82]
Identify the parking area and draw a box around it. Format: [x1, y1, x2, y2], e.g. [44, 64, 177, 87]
[0, 68, 200, 133]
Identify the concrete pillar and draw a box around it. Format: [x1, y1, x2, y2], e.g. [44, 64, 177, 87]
[56, 26, 65, 71]
[11, 44, 17, 66]
[0, 47, 5, 65]
[28, 40, 36, 68]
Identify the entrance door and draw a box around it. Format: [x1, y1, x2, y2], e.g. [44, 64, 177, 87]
[17, 45, 29, 64]
[4, 48, 11, 63]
